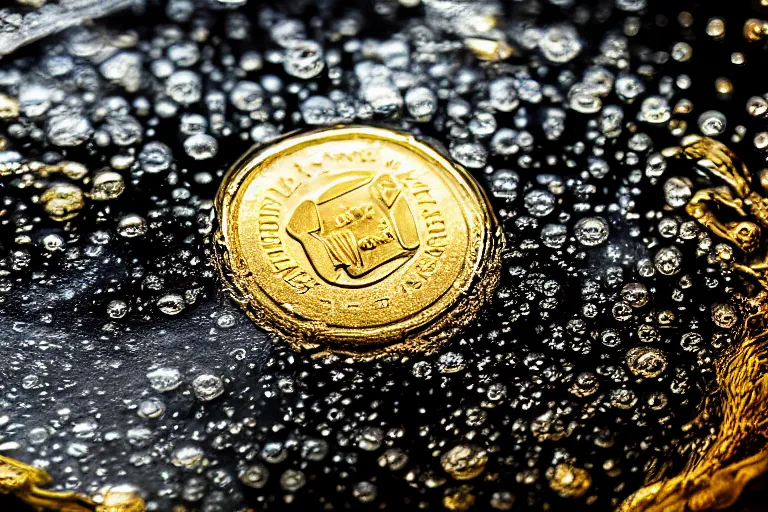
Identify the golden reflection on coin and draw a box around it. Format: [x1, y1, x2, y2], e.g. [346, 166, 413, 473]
[215, 126, 503, 358]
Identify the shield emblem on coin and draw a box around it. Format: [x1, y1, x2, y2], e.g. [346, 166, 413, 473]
[286, 171, 420, 286]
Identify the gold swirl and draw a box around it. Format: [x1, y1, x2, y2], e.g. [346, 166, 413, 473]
[619, 136, 768, 511]
[0, 455, 145, 512]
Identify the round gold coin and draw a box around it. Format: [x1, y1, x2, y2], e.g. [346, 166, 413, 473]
[215, 126, 503, 358]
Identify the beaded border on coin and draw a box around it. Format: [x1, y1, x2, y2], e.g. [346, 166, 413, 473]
[214, 125, 504, 359]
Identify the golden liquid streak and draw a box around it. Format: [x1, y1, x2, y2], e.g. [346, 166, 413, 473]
[0, 455, 145, 511]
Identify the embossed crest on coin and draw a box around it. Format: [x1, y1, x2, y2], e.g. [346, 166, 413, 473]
[215, 126, 503, 357]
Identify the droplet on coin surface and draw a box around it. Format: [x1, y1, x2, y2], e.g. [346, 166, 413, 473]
[215, 126, 503, 357]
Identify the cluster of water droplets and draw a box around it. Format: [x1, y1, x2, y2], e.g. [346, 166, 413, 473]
[0, 0, 756, 511]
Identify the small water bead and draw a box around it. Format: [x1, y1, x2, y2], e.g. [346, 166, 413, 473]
[680, 332, 704, 352]
[626, 347, 667, 378]
[216, 314, 236, 328]
[251, 123, 281, 143]
[230, 81, 264, 111]
[658, 218, 678, 238]
[488, 169, 519, 201]
[172, 445, 204, 469]
[671, 42, 693, 62]
[411, 361, 432, 379]
[41, 183, 85, 221]
[106, 299, 129, 319]
[616, 0, 647, 11]
[524, 190, 556, 217]
[28, 427, 49, 445]
[654, 246, 683, 275]
[437, 352, 466, 373]
[698, 110, 726, 136]
[404, 86, 437, 120]
[468, 112, 497, 138]
[240, 51, 263, 72]
[352, 481, 377, 503]
[261, 441, 288, 463]
[117, 214, 148, 238]
[609, 388, 638, 409]
[167, 41, 200, 67]
[270, 19, 307, 47]
[574, 217, 609, 246]
[358, 426, 384, 451]
[157, 293, 185, 316]
[712, 303, 738, 328]
[569, 372, 599, 397]
[548, 465, 592, 498]
[747, 96, 768, 117]
[89, 171, 125, 201]
[284, 40, 324, 79]
[646, 153, 667, 178]
[106, 115, 143, 146]
[706, 17, 726, 39]
[166, 70, 202, 105]
[541, 224, 567, 248]
[301, 439, 328, 461]
[615, 74, 645, 102]
[601, 329, 622, 348]
[450, 142, 487, 169]
[663, 177, 693, 208]
[139, 141, 173, 174]
[181, 477, 206, 502]
[639, 96, 671, 124]
[67, 442, 89, 459]
[362, 81, 403, 115]
[539, 24, 582, 63]
[147, 367, 182, 392]
[46, 114, 92, 146]
[440, 445, 487, 480]
[568, 83, 602, 114]
[21, 374, 40, 389]
[647, 391, 669, 410]
[599, 105, 624, 137]
[378, 448, 409, 471]
[488, 77, 519, 112]
[280, 469, 306, 491]
[41, 233, 65, 252]
[490, 491, 515, 510]
[179, 113, 207, 135]
[183, 133, 218, 160]
[490, 128, 519, 155]
[621, 283, 649, 308]
[192, 373, 225, 401]
[239, 464, 269, 489]
[138, 398, 166, 419]
[300, 96, 336, 125]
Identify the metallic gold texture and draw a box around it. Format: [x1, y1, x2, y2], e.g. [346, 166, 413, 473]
[619, 136, 768, 512]
[0, 455, 145, 512]
[215, 126, 504, 359]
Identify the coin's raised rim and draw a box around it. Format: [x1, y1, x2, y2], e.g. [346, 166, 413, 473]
[215, 125, 504, 358]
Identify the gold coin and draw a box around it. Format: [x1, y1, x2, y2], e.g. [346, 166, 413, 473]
[215, 126, 503, 357]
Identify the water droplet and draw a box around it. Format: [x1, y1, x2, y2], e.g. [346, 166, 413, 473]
[574, 217, 609, 246]
[284, 40, 325, 79]
[183, 133, 218, 160]
[172, 445, 204, 468]
[157, 293, 185, 315]
[147, 367, 182, 392]
[626, 347, 667, 378]
[192, 373, 224, 401]
[117, 214, 148, 238]
[440, 445, 487, 480]
[239, 464, 269, 488]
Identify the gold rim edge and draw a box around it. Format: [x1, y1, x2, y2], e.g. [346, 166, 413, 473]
[214, 125, 505, 358]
